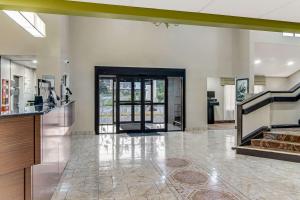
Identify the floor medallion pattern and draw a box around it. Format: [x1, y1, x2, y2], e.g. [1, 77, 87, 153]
[166, 158, 190, 168]
[172, 170, 208, 185]
[153, 157, 246, 200]
[190, 189, 239, 200]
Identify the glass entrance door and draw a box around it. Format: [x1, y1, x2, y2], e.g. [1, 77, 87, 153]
[144, 78, 167, 132]
[116, 76, 167, 133]
[116, 77, 142, 133]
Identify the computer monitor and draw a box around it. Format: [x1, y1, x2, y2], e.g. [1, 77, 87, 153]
[207, 91, 215, 98]
[34, 96, 43, 105]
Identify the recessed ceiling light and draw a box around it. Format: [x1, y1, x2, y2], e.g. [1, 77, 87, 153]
[254, 59, 261, 65]
[283, 32, 294, 37]
[287, 61, 295, 66]
[32, 60, 38, 64]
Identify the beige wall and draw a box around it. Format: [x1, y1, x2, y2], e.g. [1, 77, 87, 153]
[69, 16, 241, 132]
[207, 77, 224, 121]
[264, 72, 300, 91]
[265, 77, 289, 91]
[232, 30, 255, 93]
[36, 14, 71, 92]
[0, 12, 70, 93]
[288, 70, 300, 88]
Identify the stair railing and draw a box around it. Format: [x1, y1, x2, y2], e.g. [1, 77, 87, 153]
[237, 83, 300, 146]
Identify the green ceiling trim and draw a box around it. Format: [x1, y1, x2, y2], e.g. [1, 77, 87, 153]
[1, 0, 300, 32]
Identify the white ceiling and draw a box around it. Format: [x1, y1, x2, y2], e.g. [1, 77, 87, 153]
[71, 0, 300, 23]
[254, 43, 300, 77]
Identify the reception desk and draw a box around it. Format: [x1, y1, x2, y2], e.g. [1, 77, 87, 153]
[0, 101, 75, 200]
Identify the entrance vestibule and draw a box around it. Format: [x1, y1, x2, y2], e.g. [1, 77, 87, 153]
[96, 67, 185, 134]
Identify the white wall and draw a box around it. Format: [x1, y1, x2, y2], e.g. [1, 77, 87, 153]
[288, 70, 300, 88]
[24, 67, 37, 105]
[232, 30, 255, 93]
[271, 102, 300, 125]
[250, 30, 300, 46]
[206, 77, 224, 121]
[36, 14, 71, 92]
[264, 71, 300, 91]
[265, 77, 289, 91]
[0, 58, 10, 80]
[69, 16, 239, 132]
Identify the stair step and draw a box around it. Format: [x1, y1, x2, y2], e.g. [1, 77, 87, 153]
[235, 146, 300, 163]
[251, 139, 300, 153]
[263, 132, 300, 143]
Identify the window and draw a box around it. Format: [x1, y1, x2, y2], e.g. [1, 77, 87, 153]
[254, 85, 265, 94]
[99, 79, 114, 124]
[224, 85, 235, 111]
[282, 32, 300, 38]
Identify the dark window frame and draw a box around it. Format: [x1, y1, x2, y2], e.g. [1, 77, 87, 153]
[95, 66, 186, 135]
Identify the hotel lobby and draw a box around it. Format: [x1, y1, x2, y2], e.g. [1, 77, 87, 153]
[0, 1, 300, 200]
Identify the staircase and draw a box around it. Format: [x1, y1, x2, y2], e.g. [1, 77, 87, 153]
[235, 83, 300, 162]
[236, 129, 300, 162]
[251, 131, 300, 153]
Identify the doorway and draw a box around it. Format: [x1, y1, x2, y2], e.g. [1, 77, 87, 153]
[116, 76, 167, 133]
[95, 67, 185, 134]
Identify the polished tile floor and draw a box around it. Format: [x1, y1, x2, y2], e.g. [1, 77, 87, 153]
[51, 129, 300, 200]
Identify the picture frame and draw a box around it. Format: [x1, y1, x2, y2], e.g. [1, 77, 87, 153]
[236, 78, 249, 102]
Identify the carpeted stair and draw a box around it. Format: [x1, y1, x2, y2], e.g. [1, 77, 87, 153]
[251, 131, 300, 153]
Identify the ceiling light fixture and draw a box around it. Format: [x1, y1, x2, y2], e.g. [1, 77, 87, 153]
[254, 59, 261, 65]
[3, 10, 46, 37]
[32, 60, 38, 64]
[287, 61, 295, 66]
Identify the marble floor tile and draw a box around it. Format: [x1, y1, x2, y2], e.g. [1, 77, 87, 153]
[51, 130, 300, 200]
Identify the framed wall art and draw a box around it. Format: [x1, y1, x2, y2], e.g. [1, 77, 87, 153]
[236, 78, 249, 102]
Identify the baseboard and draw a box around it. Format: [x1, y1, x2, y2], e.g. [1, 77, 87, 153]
[236, 146, 300, 163]
[214, 120, 235, 124]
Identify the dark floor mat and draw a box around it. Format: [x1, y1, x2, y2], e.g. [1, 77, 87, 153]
[127, 132, 161, 137]
[120, 123, 141, 130]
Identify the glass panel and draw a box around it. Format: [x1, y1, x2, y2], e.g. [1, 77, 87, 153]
[114, 80, 116, 123]
[120, 105, 131, 122]
[100, 106, 113, 124]
[153, 105, 165, 123]
[153, 80, 165, 103]
[99, 79, 113, 124]
[113, 102, 116, 123]
[134, 105, 141, 121]
[168, 77, 183, 131]
[120, 82, 132, 101]
[145, 81, 151, 101]
[145, 104, 152, 121]
[134, 82, 141, 101]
